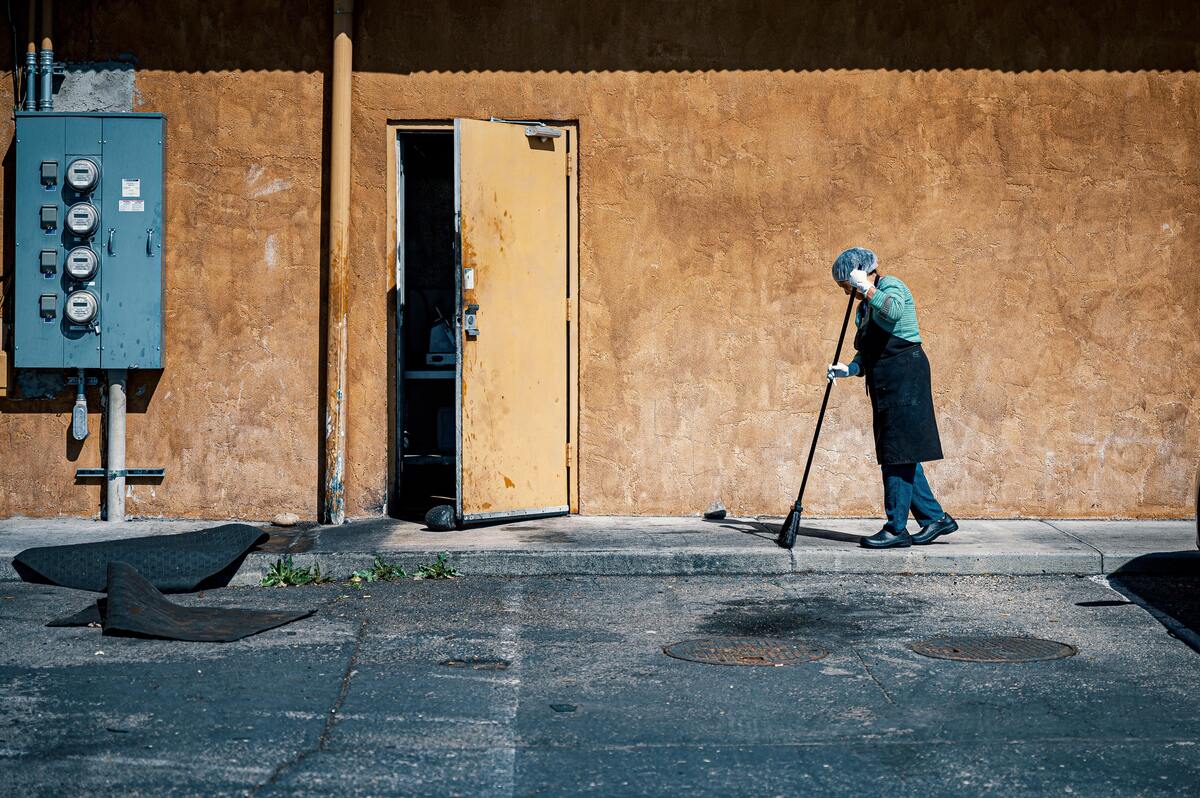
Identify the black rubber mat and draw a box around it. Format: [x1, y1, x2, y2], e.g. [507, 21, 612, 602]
[12, 524, 267, 593]
[46, 602, 105, 627]
[97, 562, 313, 642]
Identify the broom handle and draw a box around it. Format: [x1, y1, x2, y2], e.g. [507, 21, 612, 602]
[794, 291, 857, 507]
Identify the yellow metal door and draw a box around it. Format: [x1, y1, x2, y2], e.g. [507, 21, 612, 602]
[455, 119, 569, 523]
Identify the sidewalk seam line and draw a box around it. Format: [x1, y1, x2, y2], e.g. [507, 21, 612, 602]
[1040, 519, 1104, 573]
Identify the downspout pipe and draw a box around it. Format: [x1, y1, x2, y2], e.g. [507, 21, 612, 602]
[22, 0, 35, 111]
[323, 0, 353, 524]
[36, 0, 52, 111]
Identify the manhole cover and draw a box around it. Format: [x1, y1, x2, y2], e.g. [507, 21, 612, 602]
[908, 636, 1077, 663]
[440, 658, 510, 670]
[663, 637, 827, 666]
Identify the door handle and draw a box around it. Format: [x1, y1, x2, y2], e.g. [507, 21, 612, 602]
[106, 228, 116, 256]
[464, 304, 480, 337]
[146, 228, 155, 256]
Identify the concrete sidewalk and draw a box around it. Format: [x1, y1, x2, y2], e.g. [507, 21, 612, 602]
[1, 515, 1196, 583]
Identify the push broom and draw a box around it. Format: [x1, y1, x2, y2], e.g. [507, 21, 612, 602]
[776, 290, 857, 549]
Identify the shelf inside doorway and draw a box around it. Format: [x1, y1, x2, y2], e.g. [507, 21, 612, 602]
[403, 370, 454, 380]
[403, 454, 454, 466]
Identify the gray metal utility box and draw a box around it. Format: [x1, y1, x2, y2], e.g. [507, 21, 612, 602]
[12, 112, 165, 370]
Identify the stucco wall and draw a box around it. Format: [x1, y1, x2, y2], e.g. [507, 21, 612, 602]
[2, 1, 1198, 519]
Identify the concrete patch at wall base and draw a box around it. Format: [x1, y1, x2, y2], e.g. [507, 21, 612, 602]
[53, 62, 135, 113]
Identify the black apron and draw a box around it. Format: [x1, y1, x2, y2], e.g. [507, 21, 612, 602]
[853, 290, 944, 466]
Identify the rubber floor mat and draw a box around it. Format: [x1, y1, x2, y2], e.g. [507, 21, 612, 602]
[46, 601, 105, 627]
[96, 562, 313, 642]
[12, 524, 267, 593]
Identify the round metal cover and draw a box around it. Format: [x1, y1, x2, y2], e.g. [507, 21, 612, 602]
[909, 636, 1077, 663]
[663, 637, 827, 666]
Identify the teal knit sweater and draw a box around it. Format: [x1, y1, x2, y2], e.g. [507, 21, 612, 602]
[847, 275, 922, 376]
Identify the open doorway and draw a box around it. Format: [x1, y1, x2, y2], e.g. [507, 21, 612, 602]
[394, 131, 456, 518]
[391, 120, 581, 526]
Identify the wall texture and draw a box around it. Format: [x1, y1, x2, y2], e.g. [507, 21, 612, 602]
[1, 1, 1198, 519]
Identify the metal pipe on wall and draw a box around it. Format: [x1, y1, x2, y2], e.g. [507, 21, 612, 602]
[106, 370, 127, 522]
[23, 0, 35, 111]
[323, 0, 353, 524]
[36, 0, 52, 111]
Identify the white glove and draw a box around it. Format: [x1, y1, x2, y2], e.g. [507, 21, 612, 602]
[827, 363, 850, 381]
[847, 269, 873, 295]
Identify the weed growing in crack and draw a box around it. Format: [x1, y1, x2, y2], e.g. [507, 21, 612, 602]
[414, 552, 461, 580]
[261, 553, 461, 588]
[261, 556, 332, 587]
[349, 557, 410, 587]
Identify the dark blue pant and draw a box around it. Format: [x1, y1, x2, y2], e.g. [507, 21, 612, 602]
[881, 463, 944, 533]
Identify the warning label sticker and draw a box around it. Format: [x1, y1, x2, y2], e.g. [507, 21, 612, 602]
[118, 199, 145, 213]
[121, 178, 141, 198]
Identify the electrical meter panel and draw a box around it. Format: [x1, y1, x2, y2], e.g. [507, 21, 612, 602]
[12, 112, 165, 369]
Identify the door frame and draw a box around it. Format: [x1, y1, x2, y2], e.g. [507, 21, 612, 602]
[386, 120, 581, 517]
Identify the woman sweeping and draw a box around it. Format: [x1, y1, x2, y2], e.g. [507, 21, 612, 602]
[827, 247, 958, 549]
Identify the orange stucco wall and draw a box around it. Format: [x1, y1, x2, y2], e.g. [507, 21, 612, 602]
[1, 1, 1198, 519]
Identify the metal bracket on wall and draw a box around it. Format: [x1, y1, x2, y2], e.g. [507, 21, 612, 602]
[75, 467, 165, 479]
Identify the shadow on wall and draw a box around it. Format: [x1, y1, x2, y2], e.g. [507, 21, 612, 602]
[18, 0, 1200, 74]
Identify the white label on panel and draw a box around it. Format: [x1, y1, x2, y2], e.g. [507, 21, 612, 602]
[464, 268, 475, 289]
[121, 178, 141, 198]
[118, 199, 145, 212]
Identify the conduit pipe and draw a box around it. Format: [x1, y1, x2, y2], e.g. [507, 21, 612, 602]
[22, 0, 35, 110]
[106, 370, 127, 522]
[324, 0, 353, 524]
[37, 0, 52, 111]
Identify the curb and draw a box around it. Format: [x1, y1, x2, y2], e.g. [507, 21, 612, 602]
[221, 548, 1126, 584]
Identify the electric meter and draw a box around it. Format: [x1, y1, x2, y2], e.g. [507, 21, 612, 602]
[65, 202, 99, 236]
[65, 246, 98, 280]
[65, 158, 100, 192]
[64, 290, 99, 324]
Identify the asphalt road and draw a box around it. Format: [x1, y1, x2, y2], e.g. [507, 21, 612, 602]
[2, 572, 1200, 796]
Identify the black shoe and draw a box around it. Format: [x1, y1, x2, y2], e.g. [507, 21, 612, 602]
[911, 514, 958, 545]
[860, 528, 912, 549]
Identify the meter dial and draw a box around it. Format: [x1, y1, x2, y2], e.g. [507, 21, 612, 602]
[65, 246, 98, 280]
[65, 202, 99, 236]
[64, 290, 99, 324]
[65, 158, 100, 192]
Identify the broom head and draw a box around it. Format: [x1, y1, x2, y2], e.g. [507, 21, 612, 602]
[776, 503, 802, 549]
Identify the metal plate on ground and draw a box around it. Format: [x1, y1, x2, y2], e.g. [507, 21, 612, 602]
[908, 636, 1077, 663]
[440, 658, 510, 670]
[663, 637, 827, 666]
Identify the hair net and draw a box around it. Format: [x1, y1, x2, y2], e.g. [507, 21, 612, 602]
[831, 247, 877, 282]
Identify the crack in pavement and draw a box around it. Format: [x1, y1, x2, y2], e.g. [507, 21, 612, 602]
[851, 645, 895, 705]
[251, 617, 368, 795]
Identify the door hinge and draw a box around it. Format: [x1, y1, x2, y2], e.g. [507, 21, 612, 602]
[566, 158, 573, 177]
[566, 297, 573, 321]
[566, 442, 575, 467]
